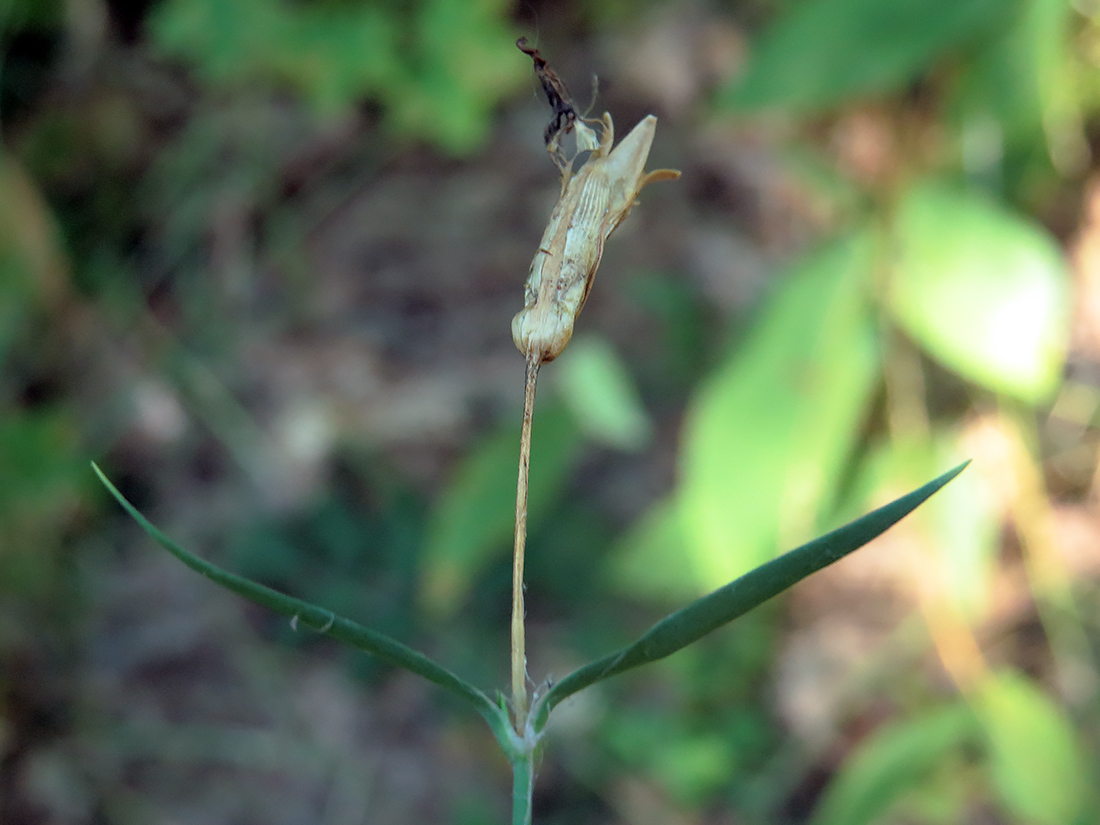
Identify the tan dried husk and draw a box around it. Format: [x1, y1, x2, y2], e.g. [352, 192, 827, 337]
[512, 113, 680, 364]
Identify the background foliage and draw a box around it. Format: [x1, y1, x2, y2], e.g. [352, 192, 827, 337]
[1, 0, 1099, 823]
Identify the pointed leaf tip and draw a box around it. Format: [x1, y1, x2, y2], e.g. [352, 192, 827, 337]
[535, 461, 968, 729]
[90, 461, 519, 755]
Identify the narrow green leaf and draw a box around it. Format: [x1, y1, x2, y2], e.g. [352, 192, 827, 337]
[91, 462, 517, 756]
[534, 462, 968, 730]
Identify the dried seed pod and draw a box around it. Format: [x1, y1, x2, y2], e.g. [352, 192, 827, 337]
[512, 113, 680, 364]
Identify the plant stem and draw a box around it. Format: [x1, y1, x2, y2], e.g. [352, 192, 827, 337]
[511, 748, 535, 825]
[512, 355, 539, 730]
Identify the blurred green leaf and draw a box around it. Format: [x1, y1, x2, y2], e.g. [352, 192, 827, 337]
[150, 0, 403, 115]
[0, 156, 68, 358]
[523, 498, 614, 607]
[149, 0, 523, 152]
[604, 710, 735, 804]
[651, 733, 735, 804]
[720, 0, 1011, 112]
[626, 271, 714, 394]
[536, 462, 968, 730]
[975, 670, 1088, 825]
[0, 409, 82, 599]
[393, 0, 525, 153]
[152, 0, 298, 86]
[811, 701, 978, 825]
[887, 180, 1070, 404]
[950, 0, 1085, 183]
[679, 233, 879, 590]
[422, 404, 581, 616]
[0, 409, 80, 504]
[555, 336, 653, 451]
[1, 0, 63, 28]
[610, 495, 700, 603]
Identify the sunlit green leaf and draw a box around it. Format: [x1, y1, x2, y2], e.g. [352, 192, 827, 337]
[975, 670, 1088, 825]
[811, 702, 978, 825]
[720, 0, 1011, 112]
[679, 233, 879, 590]
[887, 180, 1070, 404]
[555, 336, 653, 451]
[422, 405, 581, 616]
[535, 462, 968, 730]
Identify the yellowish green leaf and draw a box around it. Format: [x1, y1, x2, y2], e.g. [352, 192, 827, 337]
[679, 233, 879, 589]
[888, 181, 1070, 403]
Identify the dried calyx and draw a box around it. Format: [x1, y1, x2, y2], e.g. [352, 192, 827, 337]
[512, 39, 680, 366]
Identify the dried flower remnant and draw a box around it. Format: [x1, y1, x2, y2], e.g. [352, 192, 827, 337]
[512, 111, 680, 365]
[509, 39, 680, 732]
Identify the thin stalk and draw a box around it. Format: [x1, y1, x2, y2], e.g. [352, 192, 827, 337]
[512, 355, 540, 730]
[511, 748, 535, 825]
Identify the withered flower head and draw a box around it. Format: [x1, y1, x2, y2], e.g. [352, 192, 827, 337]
[513, 38, 679, 365]
[512, 109, 680, 364]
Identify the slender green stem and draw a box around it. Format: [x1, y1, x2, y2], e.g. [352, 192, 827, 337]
[512, 356, 539, 730]
[511, 748, 535, 825]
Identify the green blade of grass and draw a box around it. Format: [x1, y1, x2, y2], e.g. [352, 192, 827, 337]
[91, 462, 518, 756]
[534, 461, 968, 731]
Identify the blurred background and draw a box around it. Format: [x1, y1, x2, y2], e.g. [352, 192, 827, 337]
[2, 0, 1099, 822]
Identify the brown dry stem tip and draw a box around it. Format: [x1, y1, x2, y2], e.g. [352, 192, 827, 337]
[511, 352, 539, 728]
